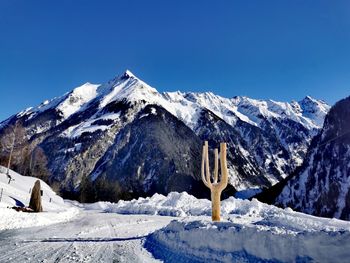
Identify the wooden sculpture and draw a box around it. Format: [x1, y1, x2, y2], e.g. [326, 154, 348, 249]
[201, 141, 228, 221]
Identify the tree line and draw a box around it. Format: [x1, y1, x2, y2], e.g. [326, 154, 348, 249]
[0, 122, 50, 182]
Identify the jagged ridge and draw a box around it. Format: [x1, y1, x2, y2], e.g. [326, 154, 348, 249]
[0, 70, 330, 200]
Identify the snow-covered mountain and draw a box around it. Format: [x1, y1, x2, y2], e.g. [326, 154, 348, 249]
[276, 96, 350, 220]
[0, 70, 330, 201]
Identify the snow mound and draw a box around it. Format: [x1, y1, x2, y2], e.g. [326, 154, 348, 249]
[82, 192, 211, 217]
[90, 192, 350, 232]
[0, 166, 78, 230]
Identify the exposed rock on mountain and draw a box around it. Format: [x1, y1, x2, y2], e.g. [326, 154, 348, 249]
[276, 96, 350, 220]
[92, 104, 206, 198]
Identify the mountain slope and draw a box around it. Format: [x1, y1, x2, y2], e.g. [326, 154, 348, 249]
[276, 96, 350, 220]
[91, 104, 208, 198]
[0, 70, 330, 201]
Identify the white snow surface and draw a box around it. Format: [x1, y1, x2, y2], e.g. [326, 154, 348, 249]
[0, 166, 79, 230]
[150, 218, 350, 263]
[0, 206, 173, 263]
[91, 192, 350, 262]
[56, 82, 100, 119]
[17, 82, 100, 121]
[1, 189, 350, 262]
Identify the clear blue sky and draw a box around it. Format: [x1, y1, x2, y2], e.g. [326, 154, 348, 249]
[1, 0, 349, 121]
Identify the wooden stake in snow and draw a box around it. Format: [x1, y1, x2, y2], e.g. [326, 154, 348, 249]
[201, 141, 229, 221]
[29, 180, 43, 212]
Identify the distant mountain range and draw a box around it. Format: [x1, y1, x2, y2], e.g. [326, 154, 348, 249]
[0, 70, 330, 202]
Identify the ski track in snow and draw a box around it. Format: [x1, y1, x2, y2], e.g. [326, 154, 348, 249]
[0, 210, 173, 263]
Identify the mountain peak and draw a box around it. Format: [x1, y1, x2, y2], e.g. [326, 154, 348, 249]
[120, 69, 137, 80]
[299, 95, 329, 107]
[300, 95, 316, 103]
[98, 70, 160, 108]
[297, 95, 331, 128]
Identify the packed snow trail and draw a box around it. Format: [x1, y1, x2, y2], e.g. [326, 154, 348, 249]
[0, 209, 173, 263]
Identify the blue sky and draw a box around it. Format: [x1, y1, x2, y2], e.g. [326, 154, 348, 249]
[0, 0, 349, 120]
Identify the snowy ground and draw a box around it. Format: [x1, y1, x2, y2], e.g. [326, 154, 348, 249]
[79, 192, 350, 262]
[0, 166, 78, 230]
[0, 168, 171, 262]
[1, 170, 350, 262]
[0, 210, 173, 263]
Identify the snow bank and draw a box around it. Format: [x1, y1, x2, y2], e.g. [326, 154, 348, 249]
[86, 192, 350, 230]
[99, 192, 350, 262]
[0, 166, 79, 230]
[106, 192, 350, 231]
[77, 192, 211, 216]
[148, 219, 350, 263]
[113, 192, 211, 216]
[0, 207, 79, 230]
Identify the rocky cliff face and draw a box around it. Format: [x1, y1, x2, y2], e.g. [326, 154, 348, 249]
[91, 104, 206, 198]
[0, 70, 330, 201]
[276, 96, 350, 220]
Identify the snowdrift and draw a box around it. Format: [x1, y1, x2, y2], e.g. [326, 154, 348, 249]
[108, 192, 211, 216]
[0, 166, 78, 230]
